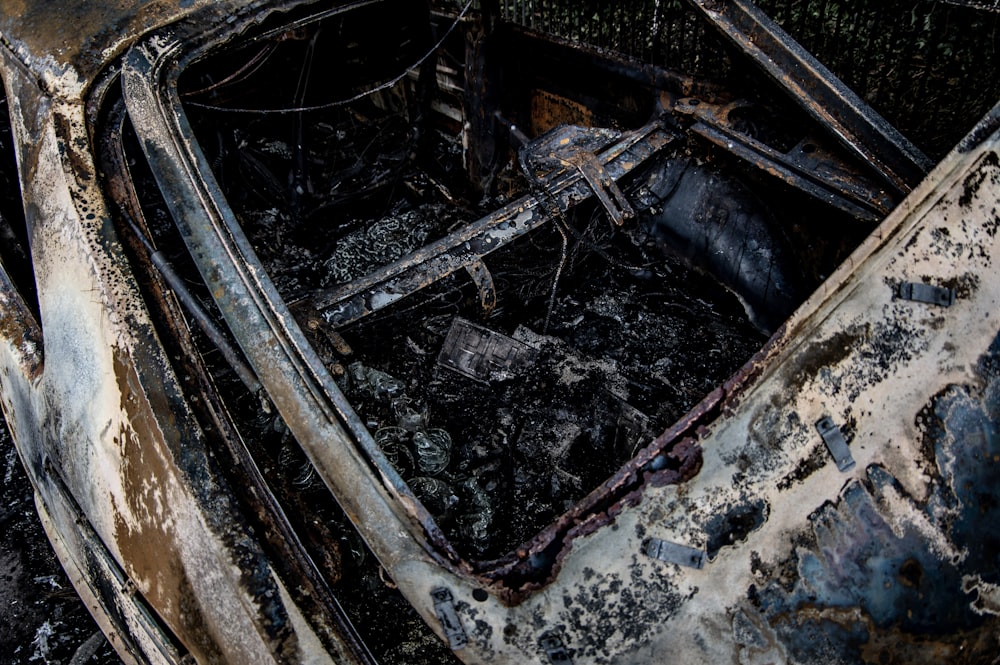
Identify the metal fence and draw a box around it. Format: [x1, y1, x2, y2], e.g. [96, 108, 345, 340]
[497, 0, 730, 75]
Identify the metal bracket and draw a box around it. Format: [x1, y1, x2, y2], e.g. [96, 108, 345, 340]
[897, 281, 956, 307]
[431, 587, 468, 650]
[816, 416, 856, 472]
[672, 97, 894, 222]
[539, 631, 574, 664]
[464, 258, 497, 316]
[521, 124, 637, 226]
[644, 538, 707, 569]
[568, 150, 636, 226]
[311, 122, 675, 328]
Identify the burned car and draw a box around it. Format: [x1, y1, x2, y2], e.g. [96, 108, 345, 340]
[1, 0, 1000, 662]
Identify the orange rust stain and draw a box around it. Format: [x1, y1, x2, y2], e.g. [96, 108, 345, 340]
[530, 89, 594, 136]
[111, 349, 226, 663]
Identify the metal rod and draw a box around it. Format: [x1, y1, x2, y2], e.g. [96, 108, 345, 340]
[686, 0, 933, 194]
[123, 214, 263, 395]
[310, 123, 676, 328]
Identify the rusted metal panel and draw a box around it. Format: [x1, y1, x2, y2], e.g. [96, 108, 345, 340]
[120, 0, 1000, 657]
[671, 96, 896, 221]
[322, 100, 1000, 665]
[0, 0, 219, 94]
[530, 89, 594, 136]
[0, 260, 42, 381]
[99, 93, 383, 662]
[122, 4, 466, 658]
[0, 6, 361, 663]
[37, 457, 190, 665]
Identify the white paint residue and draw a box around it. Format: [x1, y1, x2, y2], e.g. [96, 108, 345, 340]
[29, 620, 54, 662]
[872, 476, 962, 562]
[963, 575, 1000, 616]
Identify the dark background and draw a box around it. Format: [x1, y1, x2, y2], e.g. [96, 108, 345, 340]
[1, 418, 119, 665]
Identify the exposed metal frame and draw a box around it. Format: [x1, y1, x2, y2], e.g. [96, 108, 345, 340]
[686, 0, 934, 193]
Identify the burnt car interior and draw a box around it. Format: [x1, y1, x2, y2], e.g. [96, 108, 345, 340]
[82, 0, 998, 661]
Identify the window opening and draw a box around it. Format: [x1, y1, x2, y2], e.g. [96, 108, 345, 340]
[170, 0, 861, 561]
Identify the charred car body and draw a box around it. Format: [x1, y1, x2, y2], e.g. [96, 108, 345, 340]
[1, 0, 999, 662]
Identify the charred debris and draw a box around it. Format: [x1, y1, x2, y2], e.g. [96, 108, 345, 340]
[98, 0, 983, 658]
[120, 0, 916, 562]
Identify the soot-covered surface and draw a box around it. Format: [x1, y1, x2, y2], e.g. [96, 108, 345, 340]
[741, 332, 1000, 664]
[335, 213, 767, 558]
[178, 8, 793, 559]
[168, 5, 828, 561]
